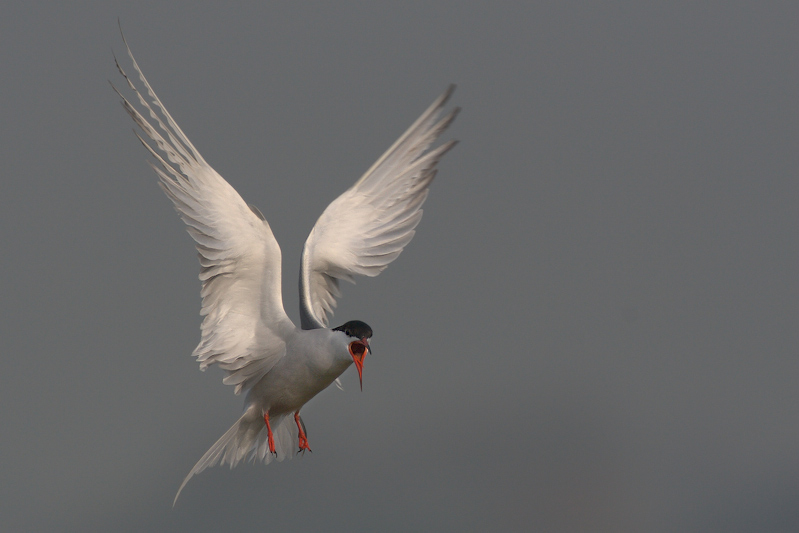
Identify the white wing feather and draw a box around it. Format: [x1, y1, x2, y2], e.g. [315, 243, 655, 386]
[299, 87, 459, 329]
[113, 40, 293, 393]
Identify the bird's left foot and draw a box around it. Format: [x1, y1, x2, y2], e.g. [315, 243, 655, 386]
[295, 412, 312, 454]
[297, 434, 312, 454]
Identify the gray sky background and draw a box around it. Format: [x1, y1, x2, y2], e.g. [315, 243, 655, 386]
[2, 2, 797, 531]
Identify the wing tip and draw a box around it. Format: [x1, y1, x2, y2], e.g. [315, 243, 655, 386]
[441, 84, 457, 106]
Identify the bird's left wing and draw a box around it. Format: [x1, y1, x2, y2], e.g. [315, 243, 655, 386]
[299, 87, 459, 329]
[113, 39, 294, 393]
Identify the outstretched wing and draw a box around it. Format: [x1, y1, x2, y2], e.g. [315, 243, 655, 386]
[113, 38, 294, 393]
[299, 87, 459, 329]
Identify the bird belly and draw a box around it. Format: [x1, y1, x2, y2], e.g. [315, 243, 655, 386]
[246, 353, 351, 416]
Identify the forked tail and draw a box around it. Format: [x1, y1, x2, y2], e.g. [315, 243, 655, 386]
[173, 406, 298, 505]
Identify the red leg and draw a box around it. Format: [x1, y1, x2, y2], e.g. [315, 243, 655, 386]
[263, 412, 276, 455]
[294, 412, 311, 453]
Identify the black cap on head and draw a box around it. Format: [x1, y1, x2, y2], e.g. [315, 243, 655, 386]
[332, 320, 373, 339]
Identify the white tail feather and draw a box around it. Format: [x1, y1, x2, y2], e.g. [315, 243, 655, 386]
[173, 406, 298, 505]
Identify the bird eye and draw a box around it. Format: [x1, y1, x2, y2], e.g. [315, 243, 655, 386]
[349, 341, 366, 357]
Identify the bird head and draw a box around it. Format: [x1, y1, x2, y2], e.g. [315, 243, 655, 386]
[333, 320, 372, 390]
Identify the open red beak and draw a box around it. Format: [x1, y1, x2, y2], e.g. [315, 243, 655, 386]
[349, 338, 370, 391]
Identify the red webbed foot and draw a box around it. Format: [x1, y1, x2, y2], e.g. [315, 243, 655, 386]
[264, 412, 277, 456]
[294, 412, 312, 454]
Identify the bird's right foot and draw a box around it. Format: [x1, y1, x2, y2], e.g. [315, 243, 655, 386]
[264, 412, 276, 455]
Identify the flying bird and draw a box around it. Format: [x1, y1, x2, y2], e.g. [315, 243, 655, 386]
[112, 37, 459, 504]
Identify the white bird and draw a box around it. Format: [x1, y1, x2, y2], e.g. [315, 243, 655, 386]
[112, 37, 458, 504]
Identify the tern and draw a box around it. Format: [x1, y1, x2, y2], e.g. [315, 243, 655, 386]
[112, 39, 458, 504]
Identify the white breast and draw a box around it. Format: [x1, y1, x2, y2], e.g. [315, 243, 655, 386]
[245, 329, 352, 414]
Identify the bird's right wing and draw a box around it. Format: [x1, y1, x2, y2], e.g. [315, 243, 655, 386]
[113, 38, 294, 393]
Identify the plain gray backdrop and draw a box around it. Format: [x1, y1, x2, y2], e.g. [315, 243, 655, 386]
[1, 2, 797, 531]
